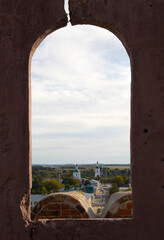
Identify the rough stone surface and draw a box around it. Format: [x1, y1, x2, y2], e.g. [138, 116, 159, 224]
[0, 0, 164, 239]
[0, 0, 67, 239]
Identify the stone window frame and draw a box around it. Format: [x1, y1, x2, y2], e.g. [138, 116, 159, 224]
[28, 16, 133, 240]
[1, 1, 162, 239]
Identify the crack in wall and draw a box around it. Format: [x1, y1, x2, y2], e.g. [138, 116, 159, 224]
[29, 225, 35, 240]
[64, 0, 70, 22]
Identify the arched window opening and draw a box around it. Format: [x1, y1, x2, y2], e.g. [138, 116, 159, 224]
[31, 24, 132, 219]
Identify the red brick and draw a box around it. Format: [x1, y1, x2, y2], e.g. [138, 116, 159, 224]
[39, 210, 60, 217]
[117, 209, 131, 216]
[61, 204, 74, 210]
[70, 197, 79, 205]
[43, 204, 60, 210]
[61, 209, 81, 217]
[126, 201, 133, 209]
[71, 210, 81, 216]
[37, 211, 46, 217]
[61, 210, 72, 217]
[43, 211, 52, 216]
[82, 213, 89, 218]
[41, 198, 51, 205]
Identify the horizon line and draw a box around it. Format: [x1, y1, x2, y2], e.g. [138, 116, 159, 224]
[32, 163, 130, 166]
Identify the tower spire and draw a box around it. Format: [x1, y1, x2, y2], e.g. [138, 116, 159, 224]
[95, 161, 100, 177]
[73, 164, 81, 180]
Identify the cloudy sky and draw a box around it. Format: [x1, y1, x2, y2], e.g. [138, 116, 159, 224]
[31, 20, 131, 165]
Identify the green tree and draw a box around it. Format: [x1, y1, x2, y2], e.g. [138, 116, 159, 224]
[64, 184, 70, 190]
[43, 179, 63, 193]
[31, 175, 44, 194]
[111, 175, 124, 187]
[42, 186, 48, 194]
[122, 175, 129, 185]
[109, 183, 119, 195]
[95, 176, 100, 181]
[62, 177, 81, 187]
[84, 179, 91, 186]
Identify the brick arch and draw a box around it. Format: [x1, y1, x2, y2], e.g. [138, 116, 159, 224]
[31, 192, 95, 220]
[101, 192, 133, 218]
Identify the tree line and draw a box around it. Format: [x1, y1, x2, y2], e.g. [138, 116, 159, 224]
[31, 165, 130, 194]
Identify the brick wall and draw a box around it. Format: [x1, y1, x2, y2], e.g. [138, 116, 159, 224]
[32, 192, 133, 219]
[104, 193, 133, 218]
[31, 193, 92, 220]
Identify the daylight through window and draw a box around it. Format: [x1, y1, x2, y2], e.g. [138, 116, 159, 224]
[31, 24, 132, 220]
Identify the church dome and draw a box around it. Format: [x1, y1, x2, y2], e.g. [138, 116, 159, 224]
[74, 169, 80, 172]
[95, 162, 100, 169]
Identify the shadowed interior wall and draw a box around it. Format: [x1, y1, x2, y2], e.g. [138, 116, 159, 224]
[0, 0, 164, 239]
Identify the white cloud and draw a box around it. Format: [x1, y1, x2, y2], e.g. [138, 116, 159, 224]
[31, 24, 131, 165]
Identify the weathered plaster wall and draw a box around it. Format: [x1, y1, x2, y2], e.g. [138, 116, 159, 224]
[0, 1, 67, 239]
[0, 0, 164, 239]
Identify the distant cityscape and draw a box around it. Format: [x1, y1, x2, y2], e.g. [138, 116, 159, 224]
[31, 162, 132, 219]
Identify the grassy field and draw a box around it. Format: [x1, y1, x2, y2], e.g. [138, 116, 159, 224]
[101, 165, 130, 170]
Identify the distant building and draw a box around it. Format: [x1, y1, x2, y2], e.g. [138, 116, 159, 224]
[73, 164, 81, 180]
[81, 185, 94, 194]
[31, 194, 44, 208]
[90, 179, 100, 189]
[95, 161, 100, 177]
